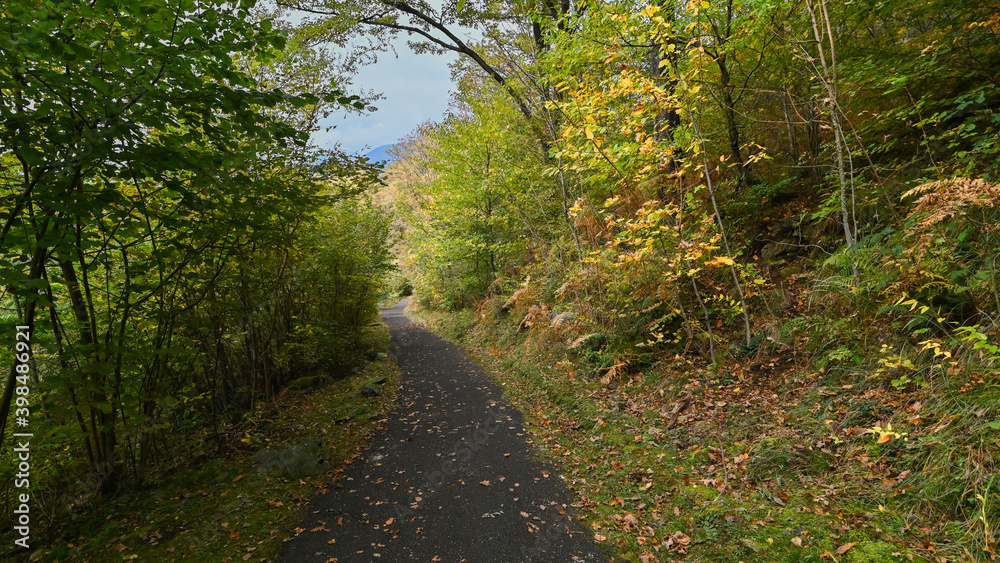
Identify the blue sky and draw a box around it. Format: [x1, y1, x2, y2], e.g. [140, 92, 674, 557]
[276, 2, 480, 155]
[313, 46, 454, 152]
[312, 38, 462, 155]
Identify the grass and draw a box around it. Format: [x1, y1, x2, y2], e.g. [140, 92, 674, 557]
[22, 323, 400, 563]
[406, 299, 976, 562]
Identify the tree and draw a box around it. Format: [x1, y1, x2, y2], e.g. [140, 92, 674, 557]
[0, 0, 368, 483]
[279, 0, 542, 118]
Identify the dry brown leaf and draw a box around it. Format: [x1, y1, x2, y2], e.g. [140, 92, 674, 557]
[836, 542, 857, 555]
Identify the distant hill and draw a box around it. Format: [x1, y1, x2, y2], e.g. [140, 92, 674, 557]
[365, 144, 395, 164]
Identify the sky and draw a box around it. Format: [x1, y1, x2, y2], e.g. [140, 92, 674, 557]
[274, 0, 484, 156]
[308, 34, 466, 156]
[273, 0, 475, 155]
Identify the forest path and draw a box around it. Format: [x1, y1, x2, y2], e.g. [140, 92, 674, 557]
[277, 298, 608, 562]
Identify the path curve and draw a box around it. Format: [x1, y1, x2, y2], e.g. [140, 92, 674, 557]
[277, 298, 608, 562]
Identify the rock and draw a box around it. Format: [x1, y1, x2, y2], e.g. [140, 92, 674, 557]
[360, 383, 380, 397]
[253, 438, 330, 478]
[371, 377, 388, 385]
[377, 352, 388, 360]
[759, 238, 798, 264]
[285, 375, 329, 394]
[350, 366, 361, 375]
[779, 265, 804, 278]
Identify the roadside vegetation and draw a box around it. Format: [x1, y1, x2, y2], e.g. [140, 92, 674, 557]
[0, 1, 398, 559]
[40, 327, 398, 562]
[377, 0, 1000, 561]
[3, 0, 999, 561]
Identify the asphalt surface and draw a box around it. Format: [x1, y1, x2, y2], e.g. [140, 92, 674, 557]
[277, 298, 608, 562]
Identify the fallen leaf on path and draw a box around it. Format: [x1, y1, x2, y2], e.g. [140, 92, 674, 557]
[665, 531, 691, 553]
[836, 542, 856, 555]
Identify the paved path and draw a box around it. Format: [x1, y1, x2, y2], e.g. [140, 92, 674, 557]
[277, 299, 608, 562]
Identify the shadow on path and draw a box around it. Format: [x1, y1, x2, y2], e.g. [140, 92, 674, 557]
[277, 298, 608, 562]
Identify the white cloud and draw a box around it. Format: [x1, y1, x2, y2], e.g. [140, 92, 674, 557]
[317, 41, 459, 154]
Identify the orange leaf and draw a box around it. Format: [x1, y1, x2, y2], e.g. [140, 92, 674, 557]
[835, 542, 856, 555]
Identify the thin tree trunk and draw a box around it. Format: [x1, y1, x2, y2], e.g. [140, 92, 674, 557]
[806, 0, 858, 283]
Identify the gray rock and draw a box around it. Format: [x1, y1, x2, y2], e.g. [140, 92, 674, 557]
[360, 383, 381, 397]
[759, 238, 798, 264]
[371, 377, 388, 385]
[253, 438, 330, 478]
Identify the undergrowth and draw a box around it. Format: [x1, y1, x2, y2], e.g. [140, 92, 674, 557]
[3, 324, 400, 563]
[410, 281, 998, 562]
